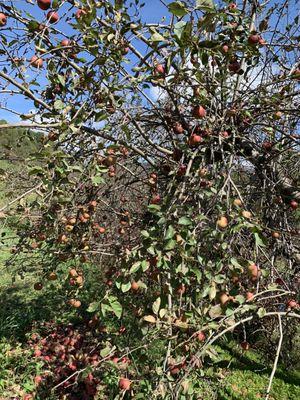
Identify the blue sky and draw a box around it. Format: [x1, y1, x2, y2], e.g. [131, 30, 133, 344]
[0, 0, 170, 122]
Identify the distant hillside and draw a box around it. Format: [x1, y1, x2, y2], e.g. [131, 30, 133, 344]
[0, 119, 42, 160]
[0, 120, 43, 208]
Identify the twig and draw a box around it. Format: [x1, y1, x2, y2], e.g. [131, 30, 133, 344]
[265, 314, 283, 400]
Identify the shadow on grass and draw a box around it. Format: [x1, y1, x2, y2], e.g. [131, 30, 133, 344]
[0, 281, 75, 341]
[215, 341, 300, 387]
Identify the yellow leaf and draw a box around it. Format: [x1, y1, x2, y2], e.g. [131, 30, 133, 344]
[143, 315, 156, 323]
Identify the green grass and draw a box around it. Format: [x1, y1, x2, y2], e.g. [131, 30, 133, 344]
[212, 342, 300, 400]
[0, 339, 43, 399]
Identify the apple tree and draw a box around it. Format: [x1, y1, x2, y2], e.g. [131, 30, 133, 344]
[0, 0, 299, 398]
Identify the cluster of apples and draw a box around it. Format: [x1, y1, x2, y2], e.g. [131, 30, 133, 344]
[37, 0, 59, 23]
[28, 322, 104, 399]
[56, 200, 100, 245]
[97, 146, 129, 178]
[216, 198, 253, 230]
[148, 172, 162, 205]
[30, 1, 88, 68]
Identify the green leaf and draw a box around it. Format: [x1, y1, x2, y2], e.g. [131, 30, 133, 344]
[164, 239, 176, 250]
[192, 268, 202, 282]
[168, 1, 189, 17]
[143, 315, 156, 323]
[28, 166, 44, 176]
[54, 100, 65, 110]
[148, 204, 161, 212]
[87, 302, 99, 313]
[214, 274, 226, 284]
[159, 308, 168, 318]
[91, 175, 104, 186]
[164, 225, 175, 240]
[129, 261, 141, 274]
[141, 230, 150, 238]
[174, 21, 187, 39]
[141, 260, 150, 272]
[147, 245, 156, 255]
[57, 75, 65, 87]
[208, 304, 222, 319]
[101, 303, 111, 317]
[178, 216, 192, 226]
[196, 0, 215, 10]
[151, 32, 166, 42]
[257, 307, 266, 318]
[121, 282, 131, 293]
[152, 297, 161, 315]
[100, 345, 112, 357]
[110, 300, 122, 319]
[254, 232, 266, 247]
[225, 307, 235, 317]
[230, 257, 243, 270]
[235, 295, 245, 304]
[209, 283, 217, 300]
[27, 21, 39, 32]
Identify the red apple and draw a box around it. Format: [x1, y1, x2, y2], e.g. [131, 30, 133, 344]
[154, 64, 165, 75]
[228, 3, 237, 10]
[246, 292, 254, 301]
[275, 277, 284, 286]
[271, 231, 280, 239]
[170, 366, 181, 375]
[61, 39, 70, 47]
[197, 331, 206, 342]
[150, 194, 161, 205]
[262, 141, 272, 151]
[173, 122, 184, 134]
[34, 348, 42, 357]
[76, 9, 87, 19]
[176, 284, 186, 295]
[248, 34, 260, 45]
[34, 375, 43, 385]
[188, 134, 203, 146]
[119, 378, 131, 391]
[34, 282, 43, 290]
[148, 173, 157, 182]
[131, 281, 139, 291]
[37, 0, 51, 11]
[30, 55, 43, 68]
[247, 263, 260, 281]
[23, 395, 33, 400]
[290, 200, 298, 210]
[240, 341, 250, 350]
[221, 130, 230, 138]
[47, 11, 59, 23]
[287, 299, 299, 309]
[177, 164, 187, 176]
[0, 12, 7, 26]
[192, 105, 206, 119]
[229, 61, 241, 73]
